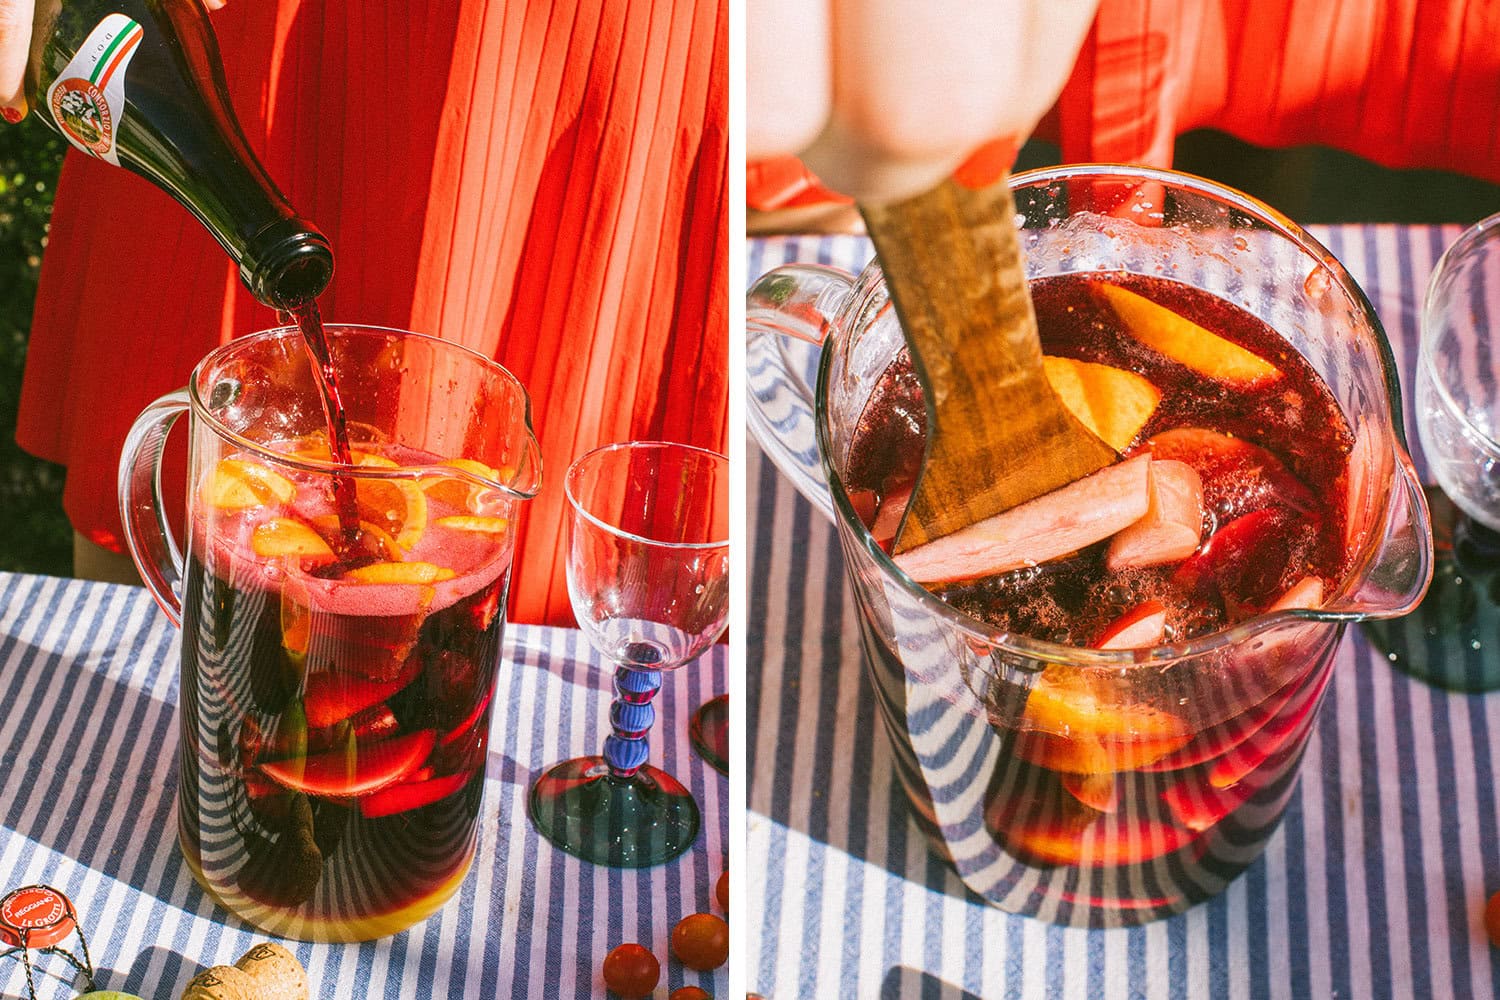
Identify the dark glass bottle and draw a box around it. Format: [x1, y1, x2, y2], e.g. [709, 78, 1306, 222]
[25, 1, 332, 307]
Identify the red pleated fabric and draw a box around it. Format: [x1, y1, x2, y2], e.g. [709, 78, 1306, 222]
[746, 0, 1500, 208]
[20, 0, 728, 626]
[1045, 0, 1500, 175]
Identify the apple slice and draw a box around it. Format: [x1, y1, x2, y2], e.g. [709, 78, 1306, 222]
[1094, 281, 1281, 384]
[204, 458, 296, 510]
[1106, 460, 1204, 571]
[1268, 575, 1324, 612]
[359, 770, 471, 819]
[251, 518, 337, 563]
[894, 454, 1151, 584]
[301, 658, 421, 729]
[1207, 668, 1331, 789]
[1160, 774, 1260, 832]
[1042, 355, 1161, 451]
[1144, 426, 1315, 519]
[870, 485, 911, 551]
[259, 729, 435, 798]
[1095, 600, 1168, 649]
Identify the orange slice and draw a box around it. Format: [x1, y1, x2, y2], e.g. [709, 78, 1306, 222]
[434, 515, 509, 535]
[351, 465, 428, 551]
[421, 459, 502, 512]
[1015, 668, 1190, 774]
[252, 518, 337, 562]
[1042, 356, 1161, 451]
[1094, 281, 1281, 384]
[205, 459, 296, 510]
[343, 561, 455, 585]
[309, 515, 403, 562]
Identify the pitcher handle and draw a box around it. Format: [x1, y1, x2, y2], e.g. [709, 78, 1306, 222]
[118, 389, 189, 627]
[746, 263, 855, 521]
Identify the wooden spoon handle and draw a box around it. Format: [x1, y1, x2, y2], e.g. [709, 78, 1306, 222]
[861, 170, 1116, 552]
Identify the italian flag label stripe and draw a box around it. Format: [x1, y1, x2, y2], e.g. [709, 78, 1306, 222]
[90, 21, 143, 90]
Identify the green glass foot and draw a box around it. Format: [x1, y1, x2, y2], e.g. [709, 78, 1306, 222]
[528, 758, 701, 868]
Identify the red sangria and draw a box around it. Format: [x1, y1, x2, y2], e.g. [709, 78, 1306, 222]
[178, 435, 517, 940]
[844, 272, 1356, 922]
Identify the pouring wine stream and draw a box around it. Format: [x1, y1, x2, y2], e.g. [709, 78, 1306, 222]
[859, 169, 1118, 554]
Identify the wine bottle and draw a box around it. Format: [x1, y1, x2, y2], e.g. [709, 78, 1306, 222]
[24, 1, 333, 308]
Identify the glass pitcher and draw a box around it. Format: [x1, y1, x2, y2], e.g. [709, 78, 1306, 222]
[747, 165, 1432, 927]
[119, 324, 541, 941]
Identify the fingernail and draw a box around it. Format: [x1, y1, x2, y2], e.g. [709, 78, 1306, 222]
[0, 107, 22, 124]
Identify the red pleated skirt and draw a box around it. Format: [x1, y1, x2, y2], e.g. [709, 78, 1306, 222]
[20, 0, 727, 626]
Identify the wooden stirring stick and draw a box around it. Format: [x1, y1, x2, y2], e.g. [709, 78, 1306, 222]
[860, 169, 1118, 554]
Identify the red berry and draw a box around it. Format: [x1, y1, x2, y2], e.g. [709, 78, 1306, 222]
[602, 943, 659, 998]
[671, 913, 729, 972]
[1485, 891, 1500, 948]
[715, 870, 728, 910]
[671, 989, 713, 1000]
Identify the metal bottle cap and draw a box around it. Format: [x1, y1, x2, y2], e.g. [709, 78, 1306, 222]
[0, 885, 77, 950]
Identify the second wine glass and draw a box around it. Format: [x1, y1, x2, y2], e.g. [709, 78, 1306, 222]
[529, 441, 730, 867]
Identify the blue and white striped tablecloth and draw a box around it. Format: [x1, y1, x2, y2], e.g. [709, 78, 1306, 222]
[747, 224, 1500, 998]
[0, 572, 727, 999]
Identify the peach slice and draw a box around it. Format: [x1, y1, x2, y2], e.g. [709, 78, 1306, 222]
[309, 515, 403, 561]
[1105, 459, 1204, 571]
[343, 561, 455, 585]
[1015, 669, 1191, 774]
[204, 458, 296, 510]
[893, 454, 1151, 584]
[1095, 281, 1281, 384]
[251, 518, 337, 563]
[1095, 600, 1168, 649]
[1042, 355, 1161, 451]
[435, 515, 510, 535]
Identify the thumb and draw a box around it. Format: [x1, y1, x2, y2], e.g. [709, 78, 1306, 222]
[0, 0, 34, 122]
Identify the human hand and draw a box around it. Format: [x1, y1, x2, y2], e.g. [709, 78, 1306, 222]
[748, 0, 1101, 203]
[1, 0, 228, 123]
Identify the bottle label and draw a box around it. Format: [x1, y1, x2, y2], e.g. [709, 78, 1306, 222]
[46, 14, 145, 166]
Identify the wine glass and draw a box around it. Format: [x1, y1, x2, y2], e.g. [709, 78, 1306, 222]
[1365, 212, 1500, 690]
[529, 441, 730, 867]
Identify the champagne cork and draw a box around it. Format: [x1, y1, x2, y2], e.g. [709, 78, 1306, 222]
[181, 942, 309, 1000]
[234, 942, 308, 999]
[181, 965, 259, 1000]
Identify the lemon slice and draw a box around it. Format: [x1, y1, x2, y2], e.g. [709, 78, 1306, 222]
[343, 561, 455, 584]
[434, 515, 509, 535]
[205, 459, 296, 510]
[252, 517, 336, 562]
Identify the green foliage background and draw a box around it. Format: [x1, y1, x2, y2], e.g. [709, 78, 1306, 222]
[0, 118, 70, 577]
